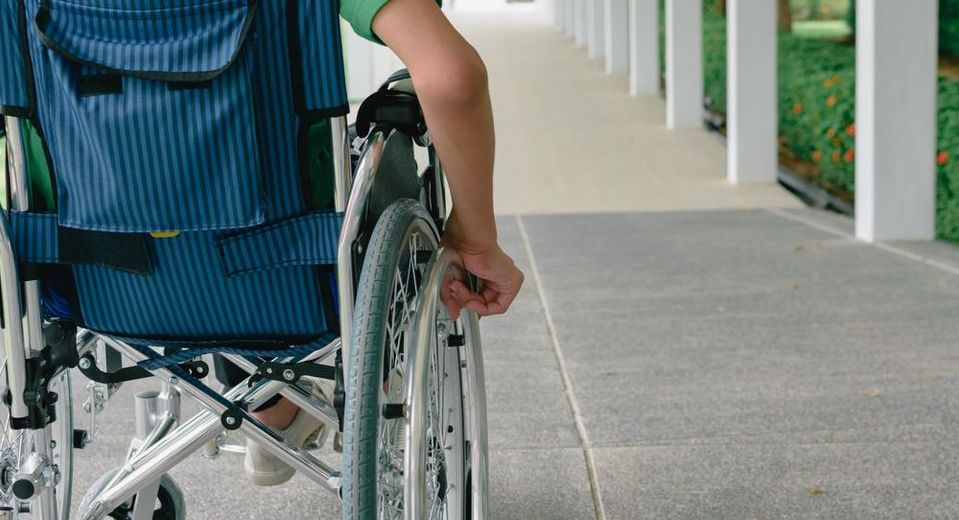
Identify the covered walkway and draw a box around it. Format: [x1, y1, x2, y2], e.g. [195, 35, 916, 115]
[71, 2, 959, 519]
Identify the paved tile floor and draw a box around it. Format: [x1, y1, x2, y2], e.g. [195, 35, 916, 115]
[68, 2, 959, 520]
[73, 208, 959, 519]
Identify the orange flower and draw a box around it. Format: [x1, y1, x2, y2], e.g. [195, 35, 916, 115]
[826, 128, 836, 138]
[812, 150, 823, 163]
[832, 138, 841, 148]
[823, 79, 832, 88]
[844, 149, 855, 163]
[826, 95, 837, 107]
[832, 74, 841, 84]
[831, 151, 841, 163]
[939, 151, 950, 166]
[846, 124, 856, 137]
[793, 103, 803, 115]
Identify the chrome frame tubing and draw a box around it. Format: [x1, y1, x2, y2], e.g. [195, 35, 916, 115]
[335, 126, 391, 378]
[429, 145, 448, 223]
[6, 122, 43, 358]
[2, 117, 61, 519]
[1, 117, 31, 420]
[76, 336, 341, 520]
[405, 249, 489, 520]
[126, 387, 178, 520]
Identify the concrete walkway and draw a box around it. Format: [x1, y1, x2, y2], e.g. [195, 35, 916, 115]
[69, 2, 959, 519]
[450, 2, 799, 215]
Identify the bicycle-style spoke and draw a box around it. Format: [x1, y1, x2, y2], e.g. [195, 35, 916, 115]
[378, 232, 430, 518]
[354, 202, 475, 520]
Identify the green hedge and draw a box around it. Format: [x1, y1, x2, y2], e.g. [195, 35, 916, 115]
[697, 4, 959, 242]
[777, 35, 857, 196]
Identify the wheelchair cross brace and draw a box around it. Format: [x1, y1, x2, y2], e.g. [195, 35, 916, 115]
[76, 335, 343, 520]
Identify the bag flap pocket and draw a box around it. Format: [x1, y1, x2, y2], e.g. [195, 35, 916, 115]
[35, 0, 257, 82]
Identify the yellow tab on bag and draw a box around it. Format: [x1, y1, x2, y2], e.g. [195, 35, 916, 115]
[150, 231, 180, 239]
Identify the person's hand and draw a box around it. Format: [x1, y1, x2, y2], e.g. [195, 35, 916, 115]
[440, 216, 524, 320]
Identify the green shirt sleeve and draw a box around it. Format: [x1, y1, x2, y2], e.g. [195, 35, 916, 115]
[340, 0, 442, 44]
[341, 0, 393, 43]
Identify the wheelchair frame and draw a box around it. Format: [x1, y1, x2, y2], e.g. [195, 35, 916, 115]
[0, 113, 489, 520]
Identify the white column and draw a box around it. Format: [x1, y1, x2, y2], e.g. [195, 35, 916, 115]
[604, 0, 629, 74]
[665, 0, 703, 129]
[629, 0, 659, 96]
[566, 0, 577, 37]
[727, 0, 778, 183]
[855, 0, 938, 242]
[556, 0, 565, 28]
[589, 0, 606, 59]
[575, 0, 588, 46]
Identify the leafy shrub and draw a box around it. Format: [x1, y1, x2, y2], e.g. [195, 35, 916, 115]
[935, 81, 959, 240]
[777, 35, 856, 195]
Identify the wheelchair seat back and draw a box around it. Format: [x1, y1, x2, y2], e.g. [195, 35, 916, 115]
[0, 1, 350, 343]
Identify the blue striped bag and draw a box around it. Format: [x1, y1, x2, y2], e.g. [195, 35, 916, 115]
[0, 0, 352, 340]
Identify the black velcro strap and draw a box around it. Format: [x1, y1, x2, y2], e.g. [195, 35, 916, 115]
[0, 105, 30, 118]
[77, 74, 122, 97]
[168, 80, 213, 91]
[58, 227, 153, 275]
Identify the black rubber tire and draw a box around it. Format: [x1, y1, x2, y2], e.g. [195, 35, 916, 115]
[341, 198, 441, 519]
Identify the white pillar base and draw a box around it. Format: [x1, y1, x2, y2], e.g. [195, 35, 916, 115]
[665, 0, 703, 129]
[575, 0, 588, 46]
[855, 0, 938, 242]
[604, 0, 629, 74]
[589, 0, 606, 59]
[629, 0, 660, 96]
[727, 0, 778, 184]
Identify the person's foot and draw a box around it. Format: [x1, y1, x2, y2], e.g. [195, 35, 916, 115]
[244, 382, 332, 487]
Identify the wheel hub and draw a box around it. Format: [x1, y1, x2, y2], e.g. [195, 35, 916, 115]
[0, 448, 16, 501]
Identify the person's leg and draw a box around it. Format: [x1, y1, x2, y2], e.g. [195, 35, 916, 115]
[219, 358, 330, 486]
[213, 355, 296, 429]
[251, 397, 299, 430]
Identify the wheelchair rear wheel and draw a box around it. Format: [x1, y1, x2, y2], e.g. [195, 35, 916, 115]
[0, 369, 73, 519]
[342, 199, 471, 520]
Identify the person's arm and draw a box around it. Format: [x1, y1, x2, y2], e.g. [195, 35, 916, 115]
[372, 0, 523, 318]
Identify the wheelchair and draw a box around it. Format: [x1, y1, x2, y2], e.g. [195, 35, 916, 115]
[0, 1, 488, 519]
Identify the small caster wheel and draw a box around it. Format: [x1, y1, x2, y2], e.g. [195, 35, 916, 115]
[78, 469, 185, 520]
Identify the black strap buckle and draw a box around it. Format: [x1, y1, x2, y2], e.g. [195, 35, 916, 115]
[252, 361, 335, 385]
[78, 354, 208, 385]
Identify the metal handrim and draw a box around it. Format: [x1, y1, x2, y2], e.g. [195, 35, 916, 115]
[375, 230, 467, 520]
